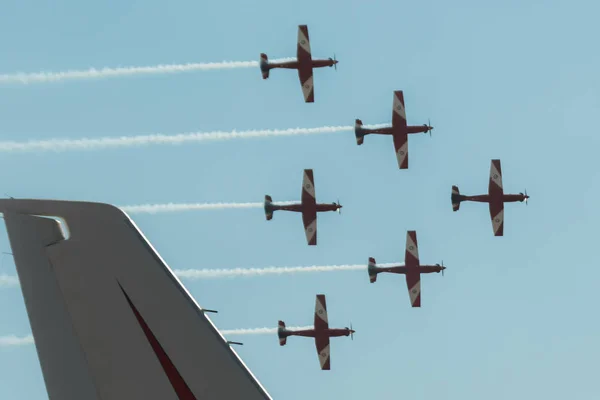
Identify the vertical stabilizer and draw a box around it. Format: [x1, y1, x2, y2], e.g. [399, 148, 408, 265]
[1, 199, 272, 400]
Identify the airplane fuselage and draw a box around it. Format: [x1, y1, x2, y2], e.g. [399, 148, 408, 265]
[286, 328, 351, 338]
[460, 193, 528, 203]
[359, 125, 431, 136]
[266, 59, 337, 70]
[374, 265, 444, 275]
[272, 202, 341, 213]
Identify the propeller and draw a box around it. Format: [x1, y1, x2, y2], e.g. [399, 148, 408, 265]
[524, 189, 528, 205]
[349, 322, 354, 340]
[427, 118, 434, 137]
[436, 260, 445, 276]
[333, 53, 337, 70]
[337, 199, 342, 214]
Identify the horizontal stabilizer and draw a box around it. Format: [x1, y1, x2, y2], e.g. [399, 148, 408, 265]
[260, 53, 270, 79]
[277, 320, 287, 346]
[264, 195, 274, 220]
[451, 185, 461, 211]
[368, 257, 377, 283]
[355, 119, 364, 145]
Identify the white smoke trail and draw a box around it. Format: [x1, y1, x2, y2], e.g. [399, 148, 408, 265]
[120, 201, 296, 214]
[0, 327, 313, 346]
[0, 263, 403, 288]
[175, 263, 402, 279]
[0, 334, 33, 347]
[0, 58, 295, 85]
[0, 124, 389, 153]
[221, 326, 312, 335]
[0, 274, 19, 288]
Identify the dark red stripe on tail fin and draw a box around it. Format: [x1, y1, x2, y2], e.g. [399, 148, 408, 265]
[119, 283, 197, 400]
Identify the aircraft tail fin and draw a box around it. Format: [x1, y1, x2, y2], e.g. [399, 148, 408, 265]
[354, 119, 365, 145]
[451, 185, 462, 211]
[264, 195, 274, 220]
[1, 199, 272, 399]
[277, 320, 288, 346]
[260, 53, 270, 79]
[367, 257, 378, 283]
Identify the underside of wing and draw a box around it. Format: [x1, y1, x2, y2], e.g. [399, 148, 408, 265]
[297, 25, 314, 103]
[315, 336, 331, 370]
[488, 160, 504, 236]
[301, 169, 317, 245]
[489, 159, 504, 198]
[405, 230, 420, 267]
[391, 91, 408, 168]
[405, 271, 421, 308]
[392, 90, 407, 131]
[392, 132, 409, 169]
[297, 25, 312, 61]
[297, 67, 314, 103]
[489, 201, 504, 236]
[314, 294, 329, 331]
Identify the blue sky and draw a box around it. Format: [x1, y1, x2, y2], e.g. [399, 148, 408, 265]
[1, 0, 599, 398]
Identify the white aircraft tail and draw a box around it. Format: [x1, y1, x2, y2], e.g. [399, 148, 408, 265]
[1, 199, 272, 400]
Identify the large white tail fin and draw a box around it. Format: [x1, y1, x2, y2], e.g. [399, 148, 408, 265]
[1, 199, 272, 400]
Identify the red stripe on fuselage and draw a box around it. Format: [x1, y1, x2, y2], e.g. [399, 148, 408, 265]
[119, 283, 197, 400]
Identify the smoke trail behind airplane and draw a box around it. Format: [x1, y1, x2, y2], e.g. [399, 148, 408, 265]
[174, 263, 402, 279]
[221, 326, 313, 335]
[0, 335, 33, 346]
[0, 124, 389, 153]
[0, 274, 19, 288]
[0, 262, 403, 288]
[0, 58, 295, 85]
[120, 201, 296, 214]
[0, 327, 313, 346]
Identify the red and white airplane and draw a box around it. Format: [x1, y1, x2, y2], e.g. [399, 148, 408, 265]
[264, 169, 342, 245]
[355, 90, 433, 169]
[259, 25, 338, 103]
[277, 294, 354, 370]
[368, 230, 445, 307]
[451, 159, 529, 236]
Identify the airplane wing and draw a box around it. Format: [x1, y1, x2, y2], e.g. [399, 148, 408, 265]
[315, 335, 331, 370]
[405, 271, 421, 307]
[301, 169, 317, 245]
[391, 91, 409, 169]
[488, 159, 504, 236]
[405, 231, 421, 307]
[314, 294, 330, 370]
[314, 294, 329, 331]
[296, 25, 314, 103]
[405, 230, 420, 267]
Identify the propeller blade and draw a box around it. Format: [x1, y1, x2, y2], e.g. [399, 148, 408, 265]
[428, 118, 432, 137]
[334, 53, 337, 70]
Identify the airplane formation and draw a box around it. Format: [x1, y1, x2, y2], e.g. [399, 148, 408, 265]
[0, 23, 530, 379]
[260, 25, 529, 370]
